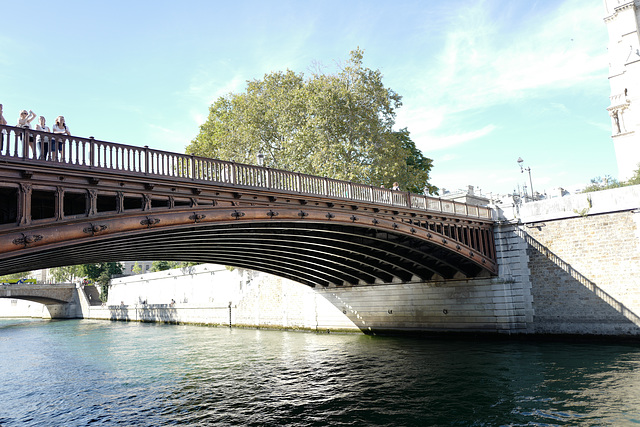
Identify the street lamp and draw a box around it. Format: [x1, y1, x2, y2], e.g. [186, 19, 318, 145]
[257, 152, 264, 167]
[517, 157, 535, 201]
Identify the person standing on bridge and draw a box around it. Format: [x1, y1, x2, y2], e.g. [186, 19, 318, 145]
[35, 116, 51, 160]
[52, 115, 71, 161]
[17, 109, 37, 158]
[392, 182, 400, 191]
[0, 104, 7, 153]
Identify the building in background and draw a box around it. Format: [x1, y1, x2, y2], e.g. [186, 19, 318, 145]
[440, 186, 490, 206]
[604, 0, 640, 181]
[120, 261, 153, 276]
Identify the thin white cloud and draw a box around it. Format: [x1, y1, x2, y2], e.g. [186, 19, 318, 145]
[148, 123, 193, 150]
[187, 70, 246, 105]
[422, 124, 497, 152]
[393, 0, 607, 152]
[428, 2, 607, 113]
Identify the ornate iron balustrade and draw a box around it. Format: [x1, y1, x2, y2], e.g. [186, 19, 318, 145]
[0, 124, 492, 220]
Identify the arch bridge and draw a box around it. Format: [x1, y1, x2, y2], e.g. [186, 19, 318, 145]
[0, 125, 497, 288]
[0, 283, 76, 305]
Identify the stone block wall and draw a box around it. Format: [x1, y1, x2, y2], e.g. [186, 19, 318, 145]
[311, 223, 533, 335]
[521, 210, 640, 336]
[89, 264, 359, 332]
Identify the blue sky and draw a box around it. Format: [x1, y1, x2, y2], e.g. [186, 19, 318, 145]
[0, 0, 615, 196]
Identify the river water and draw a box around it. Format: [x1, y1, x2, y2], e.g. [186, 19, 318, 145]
[1, 318, 640, 426]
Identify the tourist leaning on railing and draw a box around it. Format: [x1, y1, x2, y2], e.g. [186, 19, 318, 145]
[35, 116, 51, 160]
[52, 115, 71, 160]
[0, 104, 6, 152]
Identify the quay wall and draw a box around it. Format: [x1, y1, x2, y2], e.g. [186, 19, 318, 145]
[87, 185, 640, 337]
[81, 231, 533, 335]
[511, 185, 640, 336]
[86, 265, 361, 332]
[0, 299, 50, 318]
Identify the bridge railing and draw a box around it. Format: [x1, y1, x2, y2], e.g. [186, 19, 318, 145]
[0, 124, 492, 220]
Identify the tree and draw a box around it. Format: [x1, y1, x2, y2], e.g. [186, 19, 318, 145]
[151, 261, 177, 272]
[151, 261, 200, 272]
[581, 175, 622, 193]
[187, 48, 435, 191]
[0, 271, 32, 282]
[627, 164, 640, 186]
[392, 129, 439, 195]
[132, 262, 142, 274]
[50, 265, 83, 283]
[81, 262, 123, 302]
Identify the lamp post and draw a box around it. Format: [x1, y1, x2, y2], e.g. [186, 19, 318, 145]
[517, 157, 535, 201]
[257, 152, 264, 167]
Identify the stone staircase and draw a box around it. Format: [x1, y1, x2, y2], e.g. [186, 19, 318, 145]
[83, 286, 103, 306]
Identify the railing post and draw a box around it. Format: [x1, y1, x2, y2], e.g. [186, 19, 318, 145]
[296, 172, 301, 193]
[230, 162, 235, 185]
[144, 145, 149, 175]
[324, 177, 329, 196]
[406, 191, 411, 208]
[348, 182, 353, 199]
[191, 154, 196, 180]
[266, 167, 271, 189]
[89, 137, 95, 168]
[21, 129, 27, 159]
[369, 185, 374, 203]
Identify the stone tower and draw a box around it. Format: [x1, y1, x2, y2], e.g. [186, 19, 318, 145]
[604, 0, 640, 180]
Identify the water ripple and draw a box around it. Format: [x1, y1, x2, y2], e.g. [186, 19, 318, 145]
[2, 319, 640, 426]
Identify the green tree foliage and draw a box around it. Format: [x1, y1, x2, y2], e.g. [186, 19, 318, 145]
[0, 271, 32, 282]
[392, 129, 438, 194]
[150, 261, 200, 272]
[582, 163, 640, 193]
[81, 262, 123, 301]
[49, 265, 83, 283]
[187, 48, 436, 193]
[581, 175, 622, 193]
[628, 164, 640, 186]
[151, 261, 177, 272]
[132, 262, 142, 274]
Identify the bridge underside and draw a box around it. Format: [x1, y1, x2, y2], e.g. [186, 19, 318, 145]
[0, 220, 491, 288]
[0, 208, 494, 287]
[0, 295, 67, 305]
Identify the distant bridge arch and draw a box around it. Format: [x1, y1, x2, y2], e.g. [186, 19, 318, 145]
[0, 283, 76, 305]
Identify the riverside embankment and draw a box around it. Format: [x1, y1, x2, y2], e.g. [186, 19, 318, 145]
[3, 185, 639, 338]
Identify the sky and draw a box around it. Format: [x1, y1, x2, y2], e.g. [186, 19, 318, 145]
[0, 0, 617, 197]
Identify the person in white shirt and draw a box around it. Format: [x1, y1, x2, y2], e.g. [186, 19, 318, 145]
[52, 115, 70, 160]
[35, 116, 51, 160]
[17, 109, 36, 128]
[0, 104, 6, 126]
[17, 109, 37, 157]
[0, 104, 7, 153]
